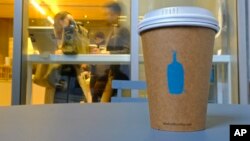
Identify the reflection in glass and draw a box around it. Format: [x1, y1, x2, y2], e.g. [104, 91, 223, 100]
[27, 0, 131, 104]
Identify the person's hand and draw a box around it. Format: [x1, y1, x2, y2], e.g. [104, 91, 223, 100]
[80, 70, 91, 80]
[55, 49, 63, 55]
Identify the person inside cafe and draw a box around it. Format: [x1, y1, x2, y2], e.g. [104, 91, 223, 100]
[53, 11, 92, 103]
[92, 2, 130, 102]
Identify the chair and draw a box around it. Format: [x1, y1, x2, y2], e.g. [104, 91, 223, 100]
[111, 80, 147, 102]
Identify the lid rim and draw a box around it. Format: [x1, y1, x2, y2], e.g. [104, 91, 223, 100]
[138, 6, 220, 34]
[138, 22, 220, 34]
[140, 15, 218, 25]
[139, 18, 218, 28]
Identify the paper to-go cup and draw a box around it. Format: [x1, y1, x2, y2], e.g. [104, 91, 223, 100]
[139, 7, 219, 132]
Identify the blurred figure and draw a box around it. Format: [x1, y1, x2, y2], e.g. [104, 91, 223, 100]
[34, 11, 75, 104]
[94, 32, 106, 47]
[54, 11, 73, 54]
[76, 2, 130, 103]
[90, 32, 106, 54]
[105, 2, 130, 54]
[100, 2, 130, 102]
[54, 11, 88, 54]
[89, 32, 109, 102]
[53, 11, 92, 103]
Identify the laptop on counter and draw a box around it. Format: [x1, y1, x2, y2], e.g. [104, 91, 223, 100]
[28, 26, 58, 54]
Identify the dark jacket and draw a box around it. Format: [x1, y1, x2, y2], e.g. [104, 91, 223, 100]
[107, 26, 130, 54]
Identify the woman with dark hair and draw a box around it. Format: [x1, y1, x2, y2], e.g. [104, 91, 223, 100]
[54, 11, 88, 54]
[54, 11, 72, 39]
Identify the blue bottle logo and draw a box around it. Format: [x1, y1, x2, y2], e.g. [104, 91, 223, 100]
[167, 51, 184, 95]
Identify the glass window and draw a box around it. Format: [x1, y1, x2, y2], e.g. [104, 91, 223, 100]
[25, 0, 131, 104]
[0, 0, 14, 106]
[139, 0, 238, 104]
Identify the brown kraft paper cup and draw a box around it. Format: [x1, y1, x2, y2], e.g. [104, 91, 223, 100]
[141, 26, 216, 131]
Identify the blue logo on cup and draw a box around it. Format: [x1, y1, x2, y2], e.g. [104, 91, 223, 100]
[167, 51, 184, 95]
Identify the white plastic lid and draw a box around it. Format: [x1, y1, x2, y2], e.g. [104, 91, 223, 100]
[138, 6, 220, 34]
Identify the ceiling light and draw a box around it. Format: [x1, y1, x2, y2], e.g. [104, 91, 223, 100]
[47, 16, 54, 24]
[30, 0, 46, 15]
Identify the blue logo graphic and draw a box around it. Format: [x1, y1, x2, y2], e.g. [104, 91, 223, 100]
[167, 51, 184, 95]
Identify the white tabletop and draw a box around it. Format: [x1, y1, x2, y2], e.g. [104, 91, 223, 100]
[0, 103, 249, 141]
[27, 54, 231, 64]
[27, 54, 131, 64]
